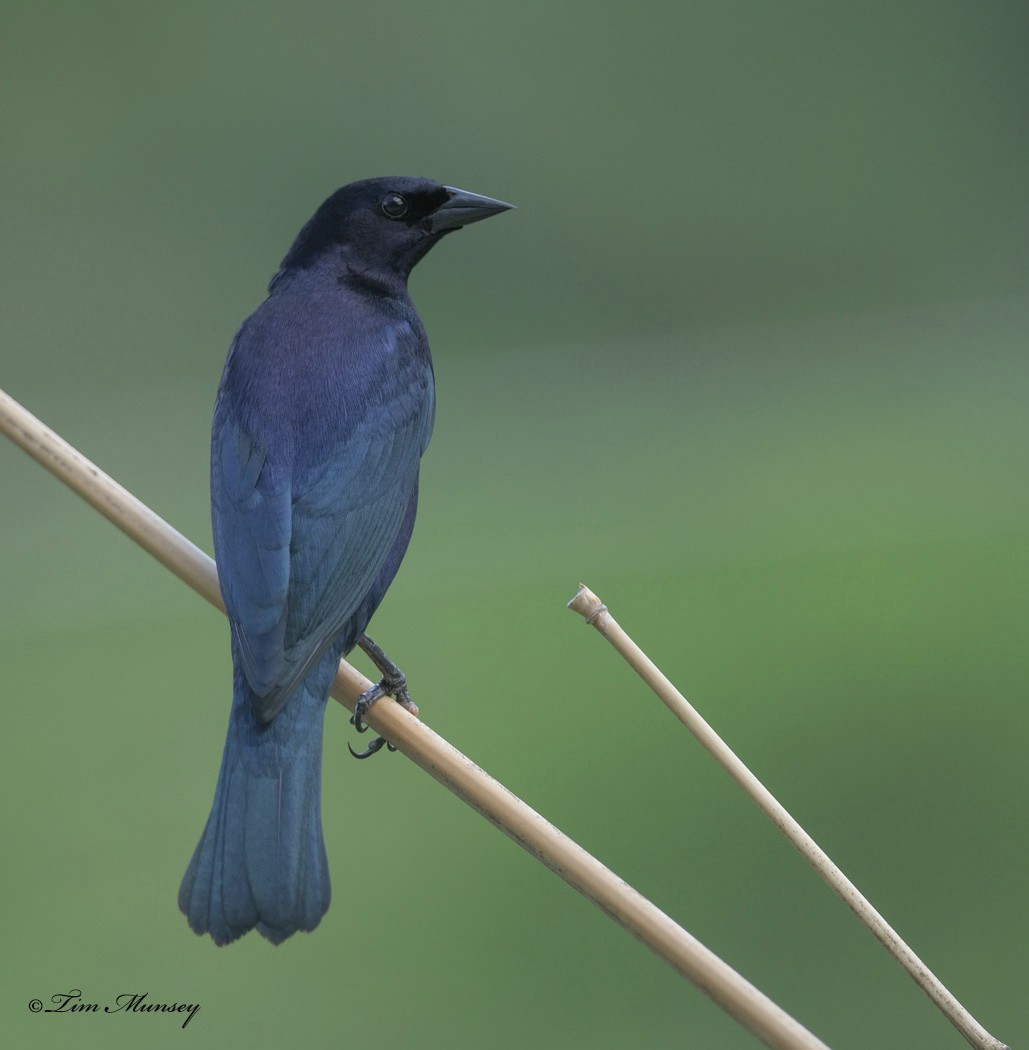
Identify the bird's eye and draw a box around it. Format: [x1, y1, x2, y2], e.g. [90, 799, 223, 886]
[380, 193, 409, 219]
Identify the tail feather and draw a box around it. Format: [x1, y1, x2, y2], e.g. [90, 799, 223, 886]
[179, 652, 337, 945]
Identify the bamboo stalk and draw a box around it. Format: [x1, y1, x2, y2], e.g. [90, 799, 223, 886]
[568, 583, 1009, 1050]
[1, 386, 829, 1050]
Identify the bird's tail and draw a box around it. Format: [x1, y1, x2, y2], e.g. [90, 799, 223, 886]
[178, 652, 338, 946]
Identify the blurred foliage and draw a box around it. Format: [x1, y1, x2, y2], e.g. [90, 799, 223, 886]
[1, 3, 1026, 1049]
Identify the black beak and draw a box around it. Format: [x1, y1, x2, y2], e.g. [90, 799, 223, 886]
[428, 186, 515, 232]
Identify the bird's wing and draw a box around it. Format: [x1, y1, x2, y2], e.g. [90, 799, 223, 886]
[212, 326, 434, 723]
[211, 407, 292, 702]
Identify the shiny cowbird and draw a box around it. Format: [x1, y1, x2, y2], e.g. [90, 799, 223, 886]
[179, 177, 513, 945]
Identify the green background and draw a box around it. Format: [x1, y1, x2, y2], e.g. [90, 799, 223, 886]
[1, 2, 1025, 1048]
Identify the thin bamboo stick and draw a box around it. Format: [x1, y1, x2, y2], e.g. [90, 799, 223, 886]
[1, 387, 830, 1050]
[568, 583, 1008, 1050]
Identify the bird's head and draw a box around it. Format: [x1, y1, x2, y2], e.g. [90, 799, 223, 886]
[277, 176, 514, 287]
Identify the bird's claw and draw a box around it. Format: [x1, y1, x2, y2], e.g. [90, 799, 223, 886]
[348, 638, 417, 759]
[348, 677, 402, 757]
[348, 737, 398, 760]
[349, 679, 390, 734]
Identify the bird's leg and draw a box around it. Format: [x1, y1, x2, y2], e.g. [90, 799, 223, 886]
[347, 635, 419, 759]
[357, 635, 417, 714]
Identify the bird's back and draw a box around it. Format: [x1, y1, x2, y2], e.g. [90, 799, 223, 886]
[212, 268, 435, 720]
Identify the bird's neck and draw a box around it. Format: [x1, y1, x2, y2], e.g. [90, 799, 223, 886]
[269, 251, 412, 306]
[337, 265, 404, 301]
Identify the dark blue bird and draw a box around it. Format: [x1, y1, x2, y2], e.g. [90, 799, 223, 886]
[179, 177, 513, 945]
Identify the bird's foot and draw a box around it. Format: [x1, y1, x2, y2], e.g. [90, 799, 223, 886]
[348, 677, 400, 756]
[348, 635, 419, 759]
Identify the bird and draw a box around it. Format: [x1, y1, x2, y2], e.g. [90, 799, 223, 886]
[178, 177, 513, 945]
